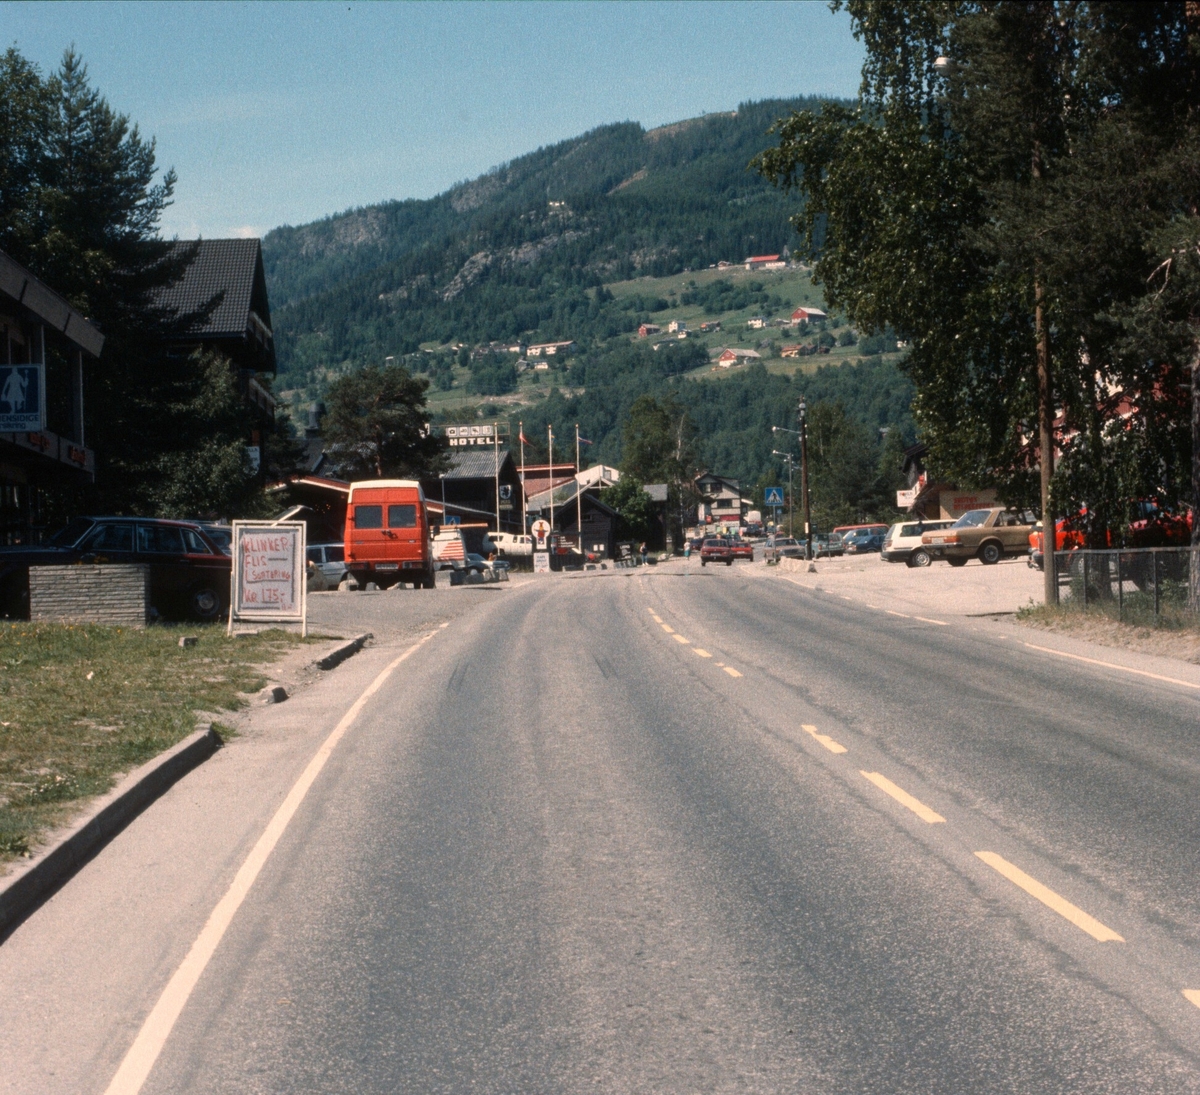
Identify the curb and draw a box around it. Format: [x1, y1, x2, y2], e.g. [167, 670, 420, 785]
[0, 725, 222, 944]
[315, 632, 372, 671]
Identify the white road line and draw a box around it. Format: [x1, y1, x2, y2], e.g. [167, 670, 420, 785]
[886, 610, 911, 618]
[1022, 641, 1200, 690]
[102, 631, 441, 1095]
[914, 616, 949, 626]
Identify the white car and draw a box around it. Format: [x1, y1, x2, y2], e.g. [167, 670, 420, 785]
[881, 519, 956, 567]
[490, 532, 533, 557]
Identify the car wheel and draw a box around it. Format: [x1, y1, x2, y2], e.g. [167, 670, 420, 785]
[947, 557, 968, 567]
[190, 585, 224, 621]
[979, 541, 1002, 565]
[909, 548, 932, 568]
[700, 559, 706, 566]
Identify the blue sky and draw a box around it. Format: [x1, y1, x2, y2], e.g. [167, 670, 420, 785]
[2, 1, 864, 239]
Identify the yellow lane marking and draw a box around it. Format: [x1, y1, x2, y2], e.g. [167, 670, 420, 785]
[801, 723, 847, 754]
[860, 771, 946, 823]
[672, 633, 690, 644]
[693, 648, 713, 658]
[886, 610, 911, 618]
[102, 629, 442, 1095]
[975, 852, 1124, 942]
[865, 603, 880, 609]
[647, 607, 656, 614]
[1022, 642, 1200, 690]
[1184, 990, 1200, 1009]
[661, 624, 675, 633]
[914, 616, 949, 626]
[723, 666, 743, 678]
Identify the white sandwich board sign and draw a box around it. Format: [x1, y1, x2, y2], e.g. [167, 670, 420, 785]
[228, 520, 307, 635]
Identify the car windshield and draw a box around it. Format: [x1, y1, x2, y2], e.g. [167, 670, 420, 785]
[952, 509, 992, 529]
[46, 517, 94, 547]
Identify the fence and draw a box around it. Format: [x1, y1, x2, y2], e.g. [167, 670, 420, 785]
[1052, 547, 1198, 627]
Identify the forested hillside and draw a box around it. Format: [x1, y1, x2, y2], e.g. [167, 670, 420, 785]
[263, 98, 837, 388]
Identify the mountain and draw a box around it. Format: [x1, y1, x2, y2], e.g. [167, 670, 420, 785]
[262, 98, 841, 390]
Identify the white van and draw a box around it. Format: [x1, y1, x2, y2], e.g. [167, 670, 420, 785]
[882, 519, 956, 566]
[490, 532, 533, 557]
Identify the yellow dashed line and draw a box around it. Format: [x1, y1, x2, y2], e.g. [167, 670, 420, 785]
[975, 852, 1124, 942]
[661, 623, 675, 633]
[723, 666, 742, 678]
[1184, 990, 1200, 1009]
[693, 648, 712, 658]
[801, 723, 847, 754]
[672, 633, 690, 644]
[860, 771, 945, 823]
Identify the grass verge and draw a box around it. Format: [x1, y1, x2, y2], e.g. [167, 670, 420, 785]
[1014, 602, 1200, 664]
[0, 622, 309, 865]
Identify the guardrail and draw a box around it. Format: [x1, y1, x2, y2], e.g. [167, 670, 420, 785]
[1052, 547, 1198, 627]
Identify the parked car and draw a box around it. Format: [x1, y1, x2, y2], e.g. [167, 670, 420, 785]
[811, 533, 845, 558]
[490, 532, 533, 557]
[728, 537, 754, 560]
[843, 527, 887, 554]
[306, 542, 347, 586]
[0, 516, 231, 620]
[345, 479, 435, 589]
[922, 507, 1036, 565]
[700, 538, 734, 566]
[831, 523, 889, 546]
[882, 519, 956, 566]
[763, 536, 803, 562]
[194, 522, 232, 555]
[1029, 503, 1194, 569]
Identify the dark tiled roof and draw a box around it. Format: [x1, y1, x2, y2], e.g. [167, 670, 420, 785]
[156, 239, 271, 339]
[444, 448, 512, 479]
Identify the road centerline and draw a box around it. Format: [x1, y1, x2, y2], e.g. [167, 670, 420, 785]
[801, 724, 847, 754]
[975, 852, 1124, 943]
[860, 771, 945, 823]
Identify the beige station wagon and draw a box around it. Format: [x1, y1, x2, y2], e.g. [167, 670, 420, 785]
[921, 507, 1035, 566]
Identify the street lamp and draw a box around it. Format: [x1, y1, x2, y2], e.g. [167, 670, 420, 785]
[771, 449, 795, 538]
[798, 399, 812, 562]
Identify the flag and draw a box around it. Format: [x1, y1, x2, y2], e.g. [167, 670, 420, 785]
[578, 435, 594, 446]
[519, 431, 530, 445]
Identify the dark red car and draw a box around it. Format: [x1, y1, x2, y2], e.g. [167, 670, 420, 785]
[0, 516, 231, 621]
[728, 537, 754, 560]
[699, 538, 734, 566]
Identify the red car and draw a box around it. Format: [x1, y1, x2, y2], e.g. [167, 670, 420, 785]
[1029, 503, 1193, 568]
[699, 538, 733, 566]
[728, 537, 754, 560]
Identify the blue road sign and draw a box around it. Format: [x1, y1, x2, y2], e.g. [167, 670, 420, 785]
[0, 363, 43, 432]
[764, 486, 784, 506]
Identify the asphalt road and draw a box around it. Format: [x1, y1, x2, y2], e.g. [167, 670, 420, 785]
[13, 567, 1200, 1093]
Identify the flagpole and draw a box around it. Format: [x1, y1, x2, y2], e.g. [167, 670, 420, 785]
[548, 424, 554, 538]
[493, 420, 500, 534]
[575, 423, 582, 556]
[519, 420, 526, 534]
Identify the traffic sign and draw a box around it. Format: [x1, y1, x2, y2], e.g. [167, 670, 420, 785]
[531, 519, 551, 549]
[764, 487, 784, 506]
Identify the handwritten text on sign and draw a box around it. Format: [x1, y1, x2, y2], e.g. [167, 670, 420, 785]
[236, 527, 300, 614]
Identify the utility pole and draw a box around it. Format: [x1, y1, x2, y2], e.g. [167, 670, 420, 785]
[798, 398, 812, 562]
[548, 424, 555, 540]
[575, 423, 583, 555]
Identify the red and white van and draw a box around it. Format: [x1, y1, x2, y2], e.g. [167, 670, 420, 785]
[344, 480, 435, 589]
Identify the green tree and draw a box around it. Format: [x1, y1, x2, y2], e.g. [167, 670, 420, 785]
[619, 394, 696, 484]
[323, 362, 448, 480]
[756, 1, 1197, 599]
[599, 476, 659, 544]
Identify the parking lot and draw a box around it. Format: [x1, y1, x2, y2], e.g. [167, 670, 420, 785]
[750, 551, 1044, 618]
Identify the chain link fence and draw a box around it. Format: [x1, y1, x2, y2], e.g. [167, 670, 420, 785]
[1052, 547, 1198, 627]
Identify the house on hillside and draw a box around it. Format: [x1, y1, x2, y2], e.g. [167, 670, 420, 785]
[744, 254, 786, 271]
[699, 320, 722, 333]
[791, 306, 828, 323]
[527, 340, 575, 357]
[715, 348, 761, 368]
[746, 316, 768, 330]
[667, 320, 687, 334]
[637, 323, 661, 338]
[156, 238, 277, 475]
[780, 345, 802, 359]
[0, 249, 104, 545]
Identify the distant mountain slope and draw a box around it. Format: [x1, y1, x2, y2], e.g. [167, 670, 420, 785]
[261, 98, 843, 388]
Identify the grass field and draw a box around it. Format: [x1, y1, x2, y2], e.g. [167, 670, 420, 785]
[0, 623, 313, 866]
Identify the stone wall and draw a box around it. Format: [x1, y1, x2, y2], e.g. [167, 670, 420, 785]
[29, 565, 150, 627]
